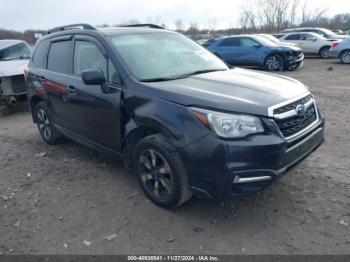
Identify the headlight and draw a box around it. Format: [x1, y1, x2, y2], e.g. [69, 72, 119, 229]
[191, 108, 264, 138]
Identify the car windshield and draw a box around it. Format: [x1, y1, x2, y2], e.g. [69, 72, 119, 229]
[0, 42, 31, 61]
[252, 36, 277, 47]
[108, 33, 228, 81]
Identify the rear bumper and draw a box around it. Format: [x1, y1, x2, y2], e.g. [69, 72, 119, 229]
[181, 113, 325, 199]
[328, 49, 340, 59]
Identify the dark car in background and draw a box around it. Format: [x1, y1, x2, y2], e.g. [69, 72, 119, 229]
[204, 35, 304, 71]
[26, 24, 324, 208]
[0, 40, 31, 106]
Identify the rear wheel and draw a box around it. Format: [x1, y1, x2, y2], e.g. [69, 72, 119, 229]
[35, 102, 65, 145]
[134, 134, 192, 208]
[319, 46, 330, 59]
[340, 50, 350, 64]
[264, 54, 283, 71]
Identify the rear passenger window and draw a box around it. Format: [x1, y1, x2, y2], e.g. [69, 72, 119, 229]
[47, 41, 71, 74]
[73, 41, 107, 78]
[32, 40, 49, 68]
[219, 38, 240, 47]
[285, 34, 302, 41]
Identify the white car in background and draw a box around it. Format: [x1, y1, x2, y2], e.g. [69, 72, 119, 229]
[278, 32, 334, 58]
[0, 40, 31, 106]
[280, 27, 348, 40]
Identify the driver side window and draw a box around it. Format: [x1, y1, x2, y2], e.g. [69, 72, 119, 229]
[74, 40, 121, 86]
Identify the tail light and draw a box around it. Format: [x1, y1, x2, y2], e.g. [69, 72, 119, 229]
[331, 41, 340, 49]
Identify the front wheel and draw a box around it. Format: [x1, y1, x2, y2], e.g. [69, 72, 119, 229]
[340, 50, 350, 64]
[319, 46, 330, 59]
[264, 54, 283, 71]
[134, 134, 192, 208]
[35, 102, 65, 145]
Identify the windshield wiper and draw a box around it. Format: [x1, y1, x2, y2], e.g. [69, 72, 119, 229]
[140, 75, 189, 82]
[140, 69, 227, 82]
[182, 68, 227, 77]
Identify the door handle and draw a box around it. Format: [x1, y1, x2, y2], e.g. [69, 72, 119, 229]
[67, 85, 77, 94]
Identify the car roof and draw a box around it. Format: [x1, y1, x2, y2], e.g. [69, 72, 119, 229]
[0, 39, 25, 50]
[282, 32, 320, 37]
[41, 26, 176, 40]
[283, 27, 320, 30]
[98, 27, 175, 36]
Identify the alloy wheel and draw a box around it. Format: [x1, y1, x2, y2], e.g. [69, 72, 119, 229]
[266, 56, 281, 71]
[341, 51, 350, 64]
[138, 149, 174, 200]
[37, 108, 52, 141]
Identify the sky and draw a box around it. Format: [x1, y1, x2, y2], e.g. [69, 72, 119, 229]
[0, 0, 349, 31]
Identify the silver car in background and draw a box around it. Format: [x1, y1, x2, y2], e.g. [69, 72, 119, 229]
[328, 38, 350, 64]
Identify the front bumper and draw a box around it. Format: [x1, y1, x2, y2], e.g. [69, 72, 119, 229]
[285, 53, 304, 68]
[180, 113, 325, 199]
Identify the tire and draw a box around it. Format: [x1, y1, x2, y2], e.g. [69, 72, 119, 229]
[264, 54, 284, 71]
[319, 46, 330, 59]
[133, 134, 192, 208]
[340, 50, 350, 64]
[34, 101, 65, 145]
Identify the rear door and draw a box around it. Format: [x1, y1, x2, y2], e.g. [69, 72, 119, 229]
[64, 36, 123, 152]
[283, 34, 304, 50]
[44, 36, 74, 130]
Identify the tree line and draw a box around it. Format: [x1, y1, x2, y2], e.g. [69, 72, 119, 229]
[1, 1, 350, 44]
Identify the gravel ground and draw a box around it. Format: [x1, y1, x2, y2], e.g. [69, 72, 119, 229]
[0, 58, 349, 255]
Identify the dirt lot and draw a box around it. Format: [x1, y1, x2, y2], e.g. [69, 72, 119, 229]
[0, 58, 349, 255]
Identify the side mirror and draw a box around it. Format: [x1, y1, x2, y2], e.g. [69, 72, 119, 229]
[81, 68, 106, 85]
[81, 68, 110, 94]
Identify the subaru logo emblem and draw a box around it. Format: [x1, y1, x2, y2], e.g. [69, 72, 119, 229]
[296, 104, 306, 116]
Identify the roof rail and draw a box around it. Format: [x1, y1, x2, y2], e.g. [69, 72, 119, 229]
[121, 24, 164, 29]
[46, 24, 97, 34]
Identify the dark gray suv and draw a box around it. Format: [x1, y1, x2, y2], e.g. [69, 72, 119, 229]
[26, 24, 325, 208]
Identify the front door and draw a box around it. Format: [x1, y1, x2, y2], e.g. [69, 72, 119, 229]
[65, 37, 123, 153]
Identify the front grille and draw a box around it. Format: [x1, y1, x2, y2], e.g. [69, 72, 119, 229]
[273, 95, 317, 138]
[273, 95, 312, 115]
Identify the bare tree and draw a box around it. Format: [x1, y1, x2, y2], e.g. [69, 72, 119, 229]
[187, 22, 199, 35]
[174, 19, 185, 32]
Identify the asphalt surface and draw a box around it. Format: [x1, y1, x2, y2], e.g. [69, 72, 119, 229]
[0, 58, 349, 255]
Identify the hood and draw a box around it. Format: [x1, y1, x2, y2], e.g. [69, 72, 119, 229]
[272, 44, 302, 52]
[278, 41, 299, 47]
[0, 59, 28, 77]
[145, 68, 309, 117]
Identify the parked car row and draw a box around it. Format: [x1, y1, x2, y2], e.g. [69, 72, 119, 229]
[201, 27, 350, 70]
